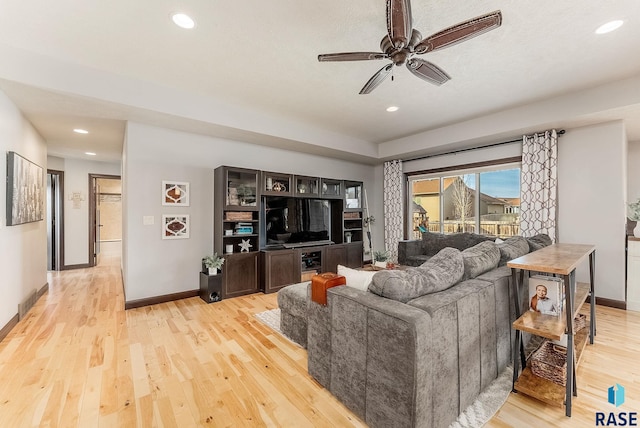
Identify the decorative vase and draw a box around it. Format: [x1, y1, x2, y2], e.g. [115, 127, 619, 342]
[208, 268, 218, 276]
[634, 222, 640, 238]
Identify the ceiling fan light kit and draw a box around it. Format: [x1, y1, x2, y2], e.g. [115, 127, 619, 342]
[318, 0, 502, 94]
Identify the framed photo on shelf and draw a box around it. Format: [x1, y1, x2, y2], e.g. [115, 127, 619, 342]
[529, 275, 564, 316]
[162, 214, 190, 239]
[162, 181, 189, 206]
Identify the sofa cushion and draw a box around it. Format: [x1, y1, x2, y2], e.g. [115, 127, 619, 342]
[368, 247, 464, 303]
[277, 281, 310, 318]
[461, 241, 500, 280]
[337, 265, 376, 291]
[526, 233, 553, 252]
[420, 231, 493, 256]
[405, 254, 431, 266]
[496, 236, 530, 266]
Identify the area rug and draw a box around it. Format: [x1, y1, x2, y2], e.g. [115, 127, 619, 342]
[255, 308, 281, 333]
[254, 308, 512, 427]
[449, 365, 512, 427]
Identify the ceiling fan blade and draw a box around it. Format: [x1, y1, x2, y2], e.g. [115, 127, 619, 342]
[318, 52, 388, 62]
[387, 0, 412, 49]
[415, 10, 502, 54]
[359, 64, 394, 94]
[406, 59, 450, 86]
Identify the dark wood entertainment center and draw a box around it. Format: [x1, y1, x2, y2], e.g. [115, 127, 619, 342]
[214, 166, 364, 299]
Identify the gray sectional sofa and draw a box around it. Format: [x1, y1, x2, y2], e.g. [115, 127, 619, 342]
[279, 232, 552, 428]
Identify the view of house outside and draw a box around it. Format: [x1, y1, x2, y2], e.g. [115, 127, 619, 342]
[410, 167, 521, 239]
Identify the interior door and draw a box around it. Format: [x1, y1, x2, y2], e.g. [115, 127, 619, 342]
[95, 180, 101, 266]
[46, 170, 64, 270]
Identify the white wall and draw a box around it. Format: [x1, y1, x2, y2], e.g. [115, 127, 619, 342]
[558, 121, 627, 301]
[46, 156, 120, 266]
[47, 155, 65, 171]
[628, 140, 640, 203]
[402, 141, 522, 173]
[123, 122, 381, 302]
[0, 90, 47, 327]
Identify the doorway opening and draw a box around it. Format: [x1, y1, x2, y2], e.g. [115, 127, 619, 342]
[89, 174, 122, 267]
[46, 170, 65, 270]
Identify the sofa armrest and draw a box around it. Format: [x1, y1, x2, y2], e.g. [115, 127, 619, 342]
[321, 286, 434, 427]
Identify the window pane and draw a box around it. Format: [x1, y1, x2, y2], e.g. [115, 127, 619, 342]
[443, 174, 476, 234]
[410, 178, 439, 239]
[478, 168, 520, 238]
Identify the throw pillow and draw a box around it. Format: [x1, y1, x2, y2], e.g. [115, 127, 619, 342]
[337, 265, 376, 291]
[368, 247, 464, 303]
[526, 234, 553, 252]
[496, 236, 530, 266]
[461, 241, 500, 280]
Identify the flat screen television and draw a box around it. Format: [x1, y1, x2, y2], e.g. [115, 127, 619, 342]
[263, 196, 332, 248]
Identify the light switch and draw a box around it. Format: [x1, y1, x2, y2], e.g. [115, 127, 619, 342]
[143, 216, 154, 225]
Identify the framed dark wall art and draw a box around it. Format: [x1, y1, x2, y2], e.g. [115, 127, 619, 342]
[6, 151, 44, 226]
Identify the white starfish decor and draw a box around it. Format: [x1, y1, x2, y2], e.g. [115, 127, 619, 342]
[239, 239, 253, 252]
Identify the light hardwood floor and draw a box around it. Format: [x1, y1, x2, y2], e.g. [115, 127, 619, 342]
[0, 249, 638, 427]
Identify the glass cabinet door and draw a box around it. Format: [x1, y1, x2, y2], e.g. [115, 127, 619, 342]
[294, 176, 319, 197]
[226, 168, 258, 207]
[344, 181, 362, 210]
[262, 171, 293, 196]
[321, 178, 343, 199]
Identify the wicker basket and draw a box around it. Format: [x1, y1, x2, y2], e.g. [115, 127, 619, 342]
[530, 341, 567, 386]
[574, 313, 587, 332]
[225, 211, 253, 221]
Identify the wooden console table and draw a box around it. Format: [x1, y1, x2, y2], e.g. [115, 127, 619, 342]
[508, 243, 596, 417]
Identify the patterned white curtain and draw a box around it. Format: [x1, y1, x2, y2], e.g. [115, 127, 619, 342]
[520, 130, 558, 241]
[384, 160, 404, 263]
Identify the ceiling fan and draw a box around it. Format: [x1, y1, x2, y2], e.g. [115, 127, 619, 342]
[318, 0, 502, 94]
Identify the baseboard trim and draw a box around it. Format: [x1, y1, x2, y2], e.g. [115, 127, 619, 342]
[125, 290, 199, 310]
[121, 269, 126, 302]
[38, 282, 49, 298]
[0, 314, 19, 342]
[587, 296, 626, 310]
[63, 263, 92, 270]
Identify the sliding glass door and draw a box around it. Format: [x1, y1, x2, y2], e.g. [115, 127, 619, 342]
[408, 164, 520, 239]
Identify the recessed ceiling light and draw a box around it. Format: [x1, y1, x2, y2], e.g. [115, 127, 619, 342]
[73, 128, 89, 134]
[386, 106, 399, 112]
[595, 20, 623, 34]
[172, 13, 195, 29]
[85, 152, 96, 156]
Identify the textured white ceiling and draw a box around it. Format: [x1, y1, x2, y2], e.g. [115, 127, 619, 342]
[0, 0, 639, 162]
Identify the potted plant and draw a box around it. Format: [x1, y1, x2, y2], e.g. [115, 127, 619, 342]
[203, 253, 225, 275]
[373, 250, 390, 269]
[344, 231, 353, 243]
[629, 198, 640, 237]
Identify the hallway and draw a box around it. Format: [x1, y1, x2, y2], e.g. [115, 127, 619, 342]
[97, 240, 121, 268]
